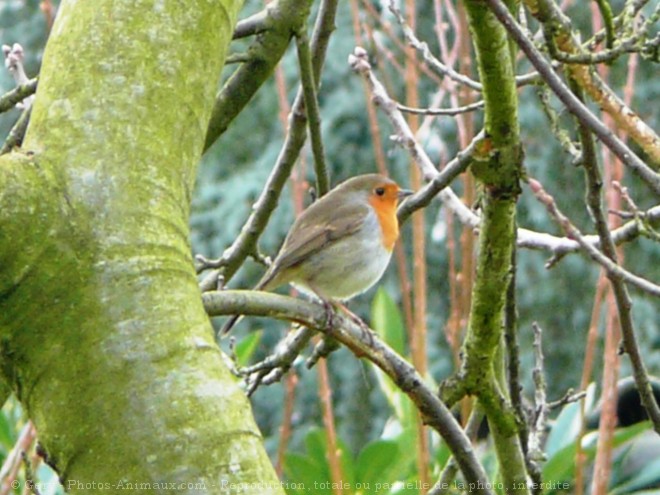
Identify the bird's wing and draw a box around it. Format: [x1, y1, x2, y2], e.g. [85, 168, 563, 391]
[256, 201, 369, 289]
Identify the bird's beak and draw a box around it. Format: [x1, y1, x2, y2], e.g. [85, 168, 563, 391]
[398, 189, 414, 200]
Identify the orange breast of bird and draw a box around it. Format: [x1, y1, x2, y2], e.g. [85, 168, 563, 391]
[368, 183, 400, 251]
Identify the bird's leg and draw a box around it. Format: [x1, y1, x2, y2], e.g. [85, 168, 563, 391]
[303, 284, 336, 330]
[320, 298, 337, 330]
[334, 300, 370, 331]
[331, 301, 375, 347]
[308, 288, 375, 352]
[304, 291, 342, 362]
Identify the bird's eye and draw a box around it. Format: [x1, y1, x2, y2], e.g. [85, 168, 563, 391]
[375, 187, 386, 196]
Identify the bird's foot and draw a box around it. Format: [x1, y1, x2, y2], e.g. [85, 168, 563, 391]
[320, 298, 338, 329]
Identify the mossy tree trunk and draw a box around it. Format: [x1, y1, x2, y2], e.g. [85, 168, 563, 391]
[447, 0, 530, 492]
[0, 1, 284, 493]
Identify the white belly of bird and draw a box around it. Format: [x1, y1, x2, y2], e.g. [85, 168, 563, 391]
[294, 211, 392, 300]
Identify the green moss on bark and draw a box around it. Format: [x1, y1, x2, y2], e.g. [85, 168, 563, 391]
[452, 1, 529, 493]
[1, 1, 285, 493]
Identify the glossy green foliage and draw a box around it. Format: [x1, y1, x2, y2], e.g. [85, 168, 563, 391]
[542, 389, 660, 493]
[284, 428, 425, 495]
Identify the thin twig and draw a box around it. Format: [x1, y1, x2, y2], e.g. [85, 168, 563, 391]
[594, 0, 616, 49]
[527, 178, 660, 298]
[428, 404, 485, 495]
[306, 336, 340, 368]
[317, 353, 344, 495]
[397, 100, 484, 116]
[389, 2, 483, 91]
[239, 326, 314, 394]
[401, 0, 432, 486]
[536, 84, 582, 164]
[517, 204, 660, 256]
[397, 130, 483, 224]
[0, 107, 32, 155]
[485, 0, 660, 194]
[550, 36, 644, 64]
[528, 323, 548, 464]
[548, 389, 586, 410]
[295, 30, 330, 196]
[504, 242, 536, 488]
[0, 421, 36, 495]
[0, 79, 38, 114]
[233, 8, 270, 39]
[358, 0, 445, 86]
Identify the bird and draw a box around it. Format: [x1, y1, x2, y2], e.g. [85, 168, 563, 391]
[220, 173, 413, 335]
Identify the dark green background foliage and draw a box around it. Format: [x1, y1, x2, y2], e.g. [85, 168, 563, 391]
[1, 0, 658, 472]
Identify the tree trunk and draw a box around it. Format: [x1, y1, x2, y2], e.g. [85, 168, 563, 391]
[0, 1, 283, 493]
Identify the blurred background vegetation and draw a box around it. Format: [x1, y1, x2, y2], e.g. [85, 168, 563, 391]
[1, 0, 658, 493]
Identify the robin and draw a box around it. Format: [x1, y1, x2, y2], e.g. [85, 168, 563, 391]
[220, 174, 413, 334]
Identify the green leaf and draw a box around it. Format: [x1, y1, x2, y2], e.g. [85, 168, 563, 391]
[543, 421, 652, 484]
[284, 453, 330, 495]
[0, 411, 15, 448]
[355, 439, 401, 492]
[233, 330, 262, 366]
[592, 421, 651, 450]
[433, 439, 451, 471]
[304, 428, 329, 465]
[371, 288, 406, 356]
[299, 428, 355, 487]
[545, 383, 596, 457]
[609, 427, 660, 494]
[542, 440, 580, 486]
[610, 457, 660, 494]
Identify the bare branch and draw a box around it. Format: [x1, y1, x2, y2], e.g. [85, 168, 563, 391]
[295, 29, 330, 196]
[528, 323, 548, 464]
[398, 130, 483, 224]
[0, 107, 31, 155]
[0, 79, 37, 114]
[388, 2, 482, 91]
[204, 0, 314, 151]
[397, 100, 484, 116]
[517, 205, 660, 255]
[238, 326, 314, 395]
[233, 8, 270, 39]
[484, 0, 660, 194]
[203, 289, 495, 493]
[547, 389, 586, 410]
[527, 178, 660, 297]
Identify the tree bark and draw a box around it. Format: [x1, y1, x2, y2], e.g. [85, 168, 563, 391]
[0, 1, 284, 493]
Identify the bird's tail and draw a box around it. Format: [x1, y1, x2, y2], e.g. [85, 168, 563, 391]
[219, 313, 243, 337]
[218, 266, 277, 337]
